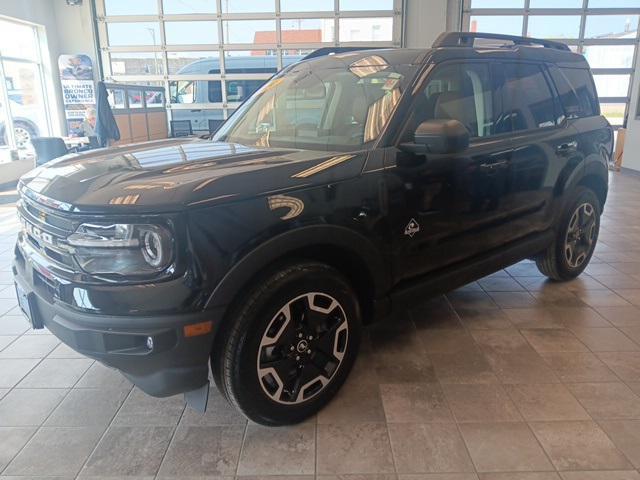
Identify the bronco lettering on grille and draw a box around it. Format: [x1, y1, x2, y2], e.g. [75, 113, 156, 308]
[20, 217, 55, 246]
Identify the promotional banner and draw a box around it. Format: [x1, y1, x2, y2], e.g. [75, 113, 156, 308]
[58, 54, 95, 136]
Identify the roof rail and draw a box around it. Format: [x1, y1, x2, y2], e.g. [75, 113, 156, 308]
[302, 46, 385, 60]
[432, 32, 571, 52]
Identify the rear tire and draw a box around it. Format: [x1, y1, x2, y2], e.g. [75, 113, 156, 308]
[212, 261, 362, 425]
[536, 186, 601, 281]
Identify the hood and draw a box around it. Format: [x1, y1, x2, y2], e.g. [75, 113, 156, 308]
[19, 138, 367, 214]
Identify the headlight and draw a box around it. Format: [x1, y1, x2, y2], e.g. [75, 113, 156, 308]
[67, 223, 173, 276]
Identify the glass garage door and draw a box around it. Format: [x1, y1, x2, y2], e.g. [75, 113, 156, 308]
[462, 0, 640, 129]
[95, 0, 403, 133]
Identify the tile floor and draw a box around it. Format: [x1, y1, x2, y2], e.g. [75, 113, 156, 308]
[1, 173, 640, 479]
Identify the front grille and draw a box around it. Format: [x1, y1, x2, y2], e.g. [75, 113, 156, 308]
[23, 200, 75, 233]
[17, 194, 78, 269]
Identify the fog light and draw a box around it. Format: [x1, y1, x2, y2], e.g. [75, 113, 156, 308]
[146, 336, 154, 350]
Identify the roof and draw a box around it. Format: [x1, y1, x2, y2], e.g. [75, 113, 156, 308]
[298, 32, 588, 70]
[176, 32, 589, 77]
[294, 46, 588, 73]
[295, 48, 428, 68]
[426, 44, 589, 68]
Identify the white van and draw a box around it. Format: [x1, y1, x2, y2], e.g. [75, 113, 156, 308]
[169, 55, 302, 132]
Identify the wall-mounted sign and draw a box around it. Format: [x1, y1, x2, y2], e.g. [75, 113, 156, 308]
[58, 54, 95, 136]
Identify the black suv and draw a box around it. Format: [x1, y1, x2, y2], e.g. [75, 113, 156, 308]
[13, 32, 611, 425]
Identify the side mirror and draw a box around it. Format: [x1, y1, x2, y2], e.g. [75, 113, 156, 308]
[400, 119, 470, 155]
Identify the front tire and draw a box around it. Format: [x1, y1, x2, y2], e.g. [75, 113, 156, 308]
[213, 262, 362, 425]
[536, 187, 601, 281]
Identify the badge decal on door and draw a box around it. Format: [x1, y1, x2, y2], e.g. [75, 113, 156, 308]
[404, 218, 420, 237]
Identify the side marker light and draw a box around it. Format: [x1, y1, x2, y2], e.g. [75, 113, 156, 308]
[184, 321, 213, 338]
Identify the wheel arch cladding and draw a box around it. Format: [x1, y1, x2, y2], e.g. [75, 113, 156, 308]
[578, 173, 608, 209]
[205, 224, 388, 324]
[557, 157, 608, 210]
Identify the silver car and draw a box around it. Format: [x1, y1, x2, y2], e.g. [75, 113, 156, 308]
[0, 98, 42, 149]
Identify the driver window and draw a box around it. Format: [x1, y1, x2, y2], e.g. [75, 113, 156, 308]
[170, 80, 196, 104]
[413, 62, 494, 138]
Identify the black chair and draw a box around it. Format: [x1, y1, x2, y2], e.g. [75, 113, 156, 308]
[208, 119, 224, 135]
[170, 120, 193, 138]
[87, 135, 100, 148]
[31, 137, 70, 166]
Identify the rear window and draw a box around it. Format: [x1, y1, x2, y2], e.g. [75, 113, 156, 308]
[501, 63, 558, 132]
[549, 66, 599, 118]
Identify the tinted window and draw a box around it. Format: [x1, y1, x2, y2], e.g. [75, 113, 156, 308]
[500, 63, 557, 132]
[416, 62, 494, 137]
[206, 80, 265, 103]
[226, 80, 266, 102]
[208, 80, 223, 103]
[550, 67, 599, 118]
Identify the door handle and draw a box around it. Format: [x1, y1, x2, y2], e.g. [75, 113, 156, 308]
[479, 160, 508, 171]
[556, 141, 578, 153]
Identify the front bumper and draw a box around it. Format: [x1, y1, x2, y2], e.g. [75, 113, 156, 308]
[12, 248, 222, 400]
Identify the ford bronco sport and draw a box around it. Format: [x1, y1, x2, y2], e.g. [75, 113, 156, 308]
[13, 32, 611, 425]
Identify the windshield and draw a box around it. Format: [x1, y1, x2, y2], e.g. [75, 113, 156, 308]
[215, 55, 417, 151]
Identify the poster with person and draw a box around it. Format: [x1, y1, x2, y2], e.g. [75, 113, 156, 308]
[58, 54, 96, 136]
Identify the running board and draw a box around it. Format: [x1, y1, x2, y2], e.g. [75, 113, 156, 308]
[389, 230, 554, 308]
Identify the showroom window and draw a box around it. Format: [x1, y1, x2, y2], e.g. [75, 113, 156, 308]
[96, 0, 402, 133]
[462, 0, 640, 129]
[0, 17, 54, 159]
